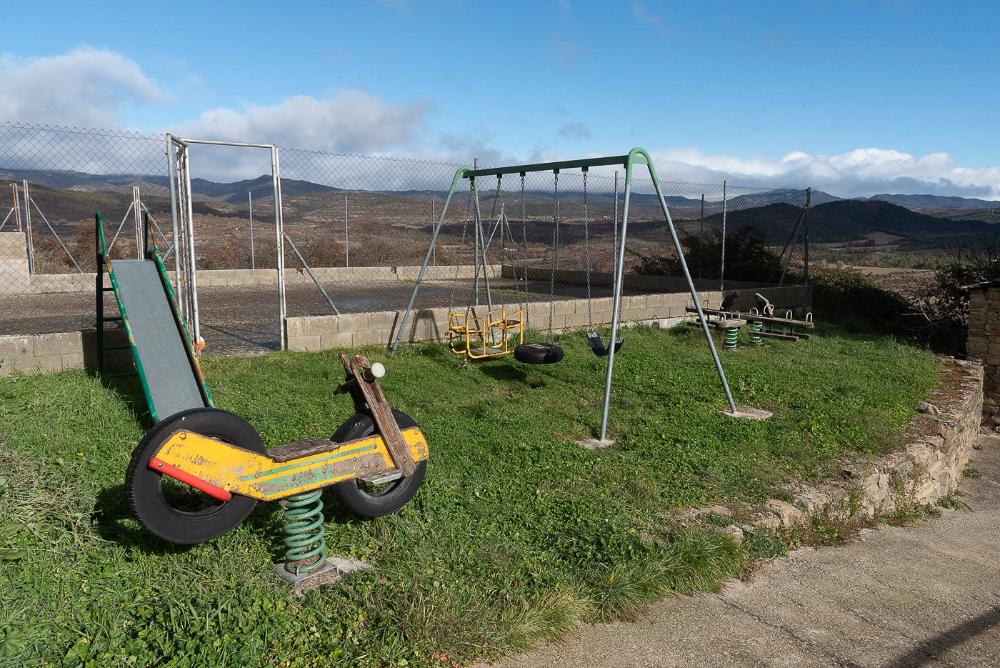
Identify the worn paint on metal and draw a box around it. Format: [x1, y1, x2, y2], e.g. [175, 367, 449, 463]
[152, 426, 429, 501]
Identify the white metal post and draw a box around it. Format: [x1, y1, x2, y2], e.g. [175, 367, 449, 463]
[613, 170, 619, 261]
[22, 180, 33, 274]
[133, 185, 143, 258]
[344, 193, 349, 267]
[720, 180, 727, 292]
[179, 146, 201, 346]
[248, 190, 255, 270]
[166, 135, 185, 322]
[272, 146, 287, 350]
[12, 182, 23, 232]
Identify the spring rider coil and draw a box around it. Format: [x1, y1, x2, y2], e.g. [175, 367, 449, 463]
[749, 321, 764, 346]
[723, 325, 739, 350]
[280, 489, 327, 575]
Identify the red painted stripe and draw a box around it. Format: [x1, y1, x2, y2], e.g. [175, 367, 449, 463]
[148, 457, 233, 502]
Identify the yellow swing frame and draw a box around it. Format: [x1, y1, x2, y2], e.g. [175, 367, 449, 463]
[448, 305, 523, 360]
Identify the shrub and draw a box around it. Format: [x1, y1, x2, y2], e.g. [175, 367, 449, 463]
[635, 225, 780, 283]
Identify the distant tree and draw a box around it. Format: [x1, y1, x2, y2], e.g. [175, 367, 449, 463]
[635, 225, 780, 283]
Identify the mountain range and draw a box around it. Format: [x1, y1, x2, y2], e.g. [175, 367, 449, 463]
[3, 167, 995, 211]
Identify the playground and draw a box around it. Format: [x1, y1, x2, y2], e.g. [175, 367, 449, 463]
[0, 147, 956, 667]
[0, 324, 939, 666]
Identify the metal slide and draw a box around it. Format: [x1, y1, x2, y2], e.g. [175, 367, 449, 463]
[97, 213, 212, 423]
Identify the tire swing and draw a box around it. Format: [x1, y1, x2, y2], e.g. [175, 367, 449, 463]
[514, 170, 564, 366]
[581, 167, 624, 357]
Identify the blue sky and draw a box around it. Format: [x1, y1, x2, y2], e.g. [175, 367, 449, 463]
[1, 1, 999, 197]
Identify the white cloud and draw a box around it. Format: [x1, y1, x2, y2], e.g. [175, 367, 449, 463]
[645, 147, 1000, 199]
[0, 47, 164, 127]
[0, 47, 997, 199]
[179, 90, 428, 154]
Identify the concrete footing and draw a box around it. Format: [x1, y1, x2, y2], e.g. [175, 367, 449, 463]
[721, 406, 774, 421]
[576, 438, 616, 450]
[273, 555, 370, 595]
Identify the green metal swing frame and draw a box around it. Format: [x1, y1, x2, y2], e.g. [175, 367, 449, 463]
[390, 148, 737, 442]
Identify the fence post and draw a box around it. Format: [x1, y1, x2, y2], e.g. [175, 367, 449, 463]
[133, 185, 143, 259]
[271, 145, 287, 350]
[698, 193, 705, 281]
[613, 170, 619, 261]
[13, 182, 23, 232]
[22, 180, 34, 274]
[248, 190, 255, 270]
[344, 193, 349, 268]
[804, 187, 811, 285]
[431, 198, 436, 266]
[719, 180, 727, 292]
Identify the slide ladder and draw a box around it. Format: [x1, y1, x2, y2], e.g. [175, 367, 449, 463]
[96, 213, 212, 423]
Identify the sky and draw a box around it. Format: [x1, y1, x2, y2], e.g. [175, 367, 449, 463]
[1, 0, 999, 198]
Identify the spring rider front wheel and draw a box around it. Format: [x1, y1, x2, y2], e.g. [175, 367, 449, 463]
[125, 408, 266, 545]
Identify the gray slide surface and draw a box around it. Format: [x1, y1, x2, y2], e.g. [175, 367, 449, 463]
[113, 259, 205, 421]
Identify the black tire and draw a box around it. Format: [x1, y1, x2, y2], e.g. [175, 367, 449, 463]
[514, 342, 564, 365]
[125, 408, 265, 545]
[330, 409, 427, 519]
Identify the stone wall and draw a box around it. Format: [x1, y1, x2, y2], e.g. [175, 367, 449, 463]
[684, 360, 985, 539]
[790, 360, 983, 521]
[966, 283, 1000, 425]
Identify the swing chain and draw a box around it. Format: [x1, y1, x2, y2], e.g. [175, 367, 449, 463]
[547, 171, 559, 341]
[446, 178, 474, 312]
[520, 173, 529, 316]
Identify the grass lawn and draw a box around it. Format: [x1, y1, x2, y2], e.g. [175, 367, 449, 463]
[0, 325, 938, 667]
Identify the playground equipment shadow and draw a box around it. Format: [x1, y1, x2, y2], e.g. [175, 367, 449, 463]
[0, 324, 939, 667]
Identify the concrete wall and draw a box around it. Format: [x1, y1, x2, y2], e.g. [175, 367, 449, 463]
[1, 263, 498, 295]
[966, 285, 1000, 425]
[0, 329, 131, 375]
[285, 291, 725, 352]
[0, 231, 30, 294]
[504, 266, 812, 316]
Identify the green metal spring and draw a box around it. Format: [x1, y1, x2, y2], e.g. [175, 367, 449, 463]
[281, 489, 327, 575]
[750, 321, 764, 346]
[723, 325, 739, 350]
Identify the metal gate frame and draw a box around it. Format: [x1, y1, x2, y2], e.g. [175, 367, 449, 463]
[165, 135, 288, 350]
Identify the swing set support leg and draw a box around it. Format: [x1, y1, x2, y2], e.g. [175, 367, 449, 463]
[390, 167, 468, 353]
[596, 150, 743, 446]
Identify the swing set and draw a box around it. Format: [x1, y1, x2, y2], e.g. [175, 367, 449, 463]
[392, 148, 746, 444]
[442, 164, 622, 365]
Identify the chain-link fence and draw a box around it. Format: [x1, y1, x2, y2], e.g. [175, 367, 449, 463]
[0, 121, 811, 353]
[0, 123, 169, 337]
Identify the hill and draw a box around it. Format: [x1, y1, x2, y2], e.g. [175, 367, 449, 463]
[868, 193, 999, 210]
[701, 199, 997, 245]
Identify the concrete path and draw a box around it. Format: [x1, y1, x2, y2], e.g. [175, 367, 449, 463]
[496, 436, 1000, 668]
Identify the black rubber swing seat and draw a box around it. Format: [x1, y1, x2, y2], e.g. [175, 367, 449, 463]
[586, 332, 624, 357]
[514, 342, 564, 365]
